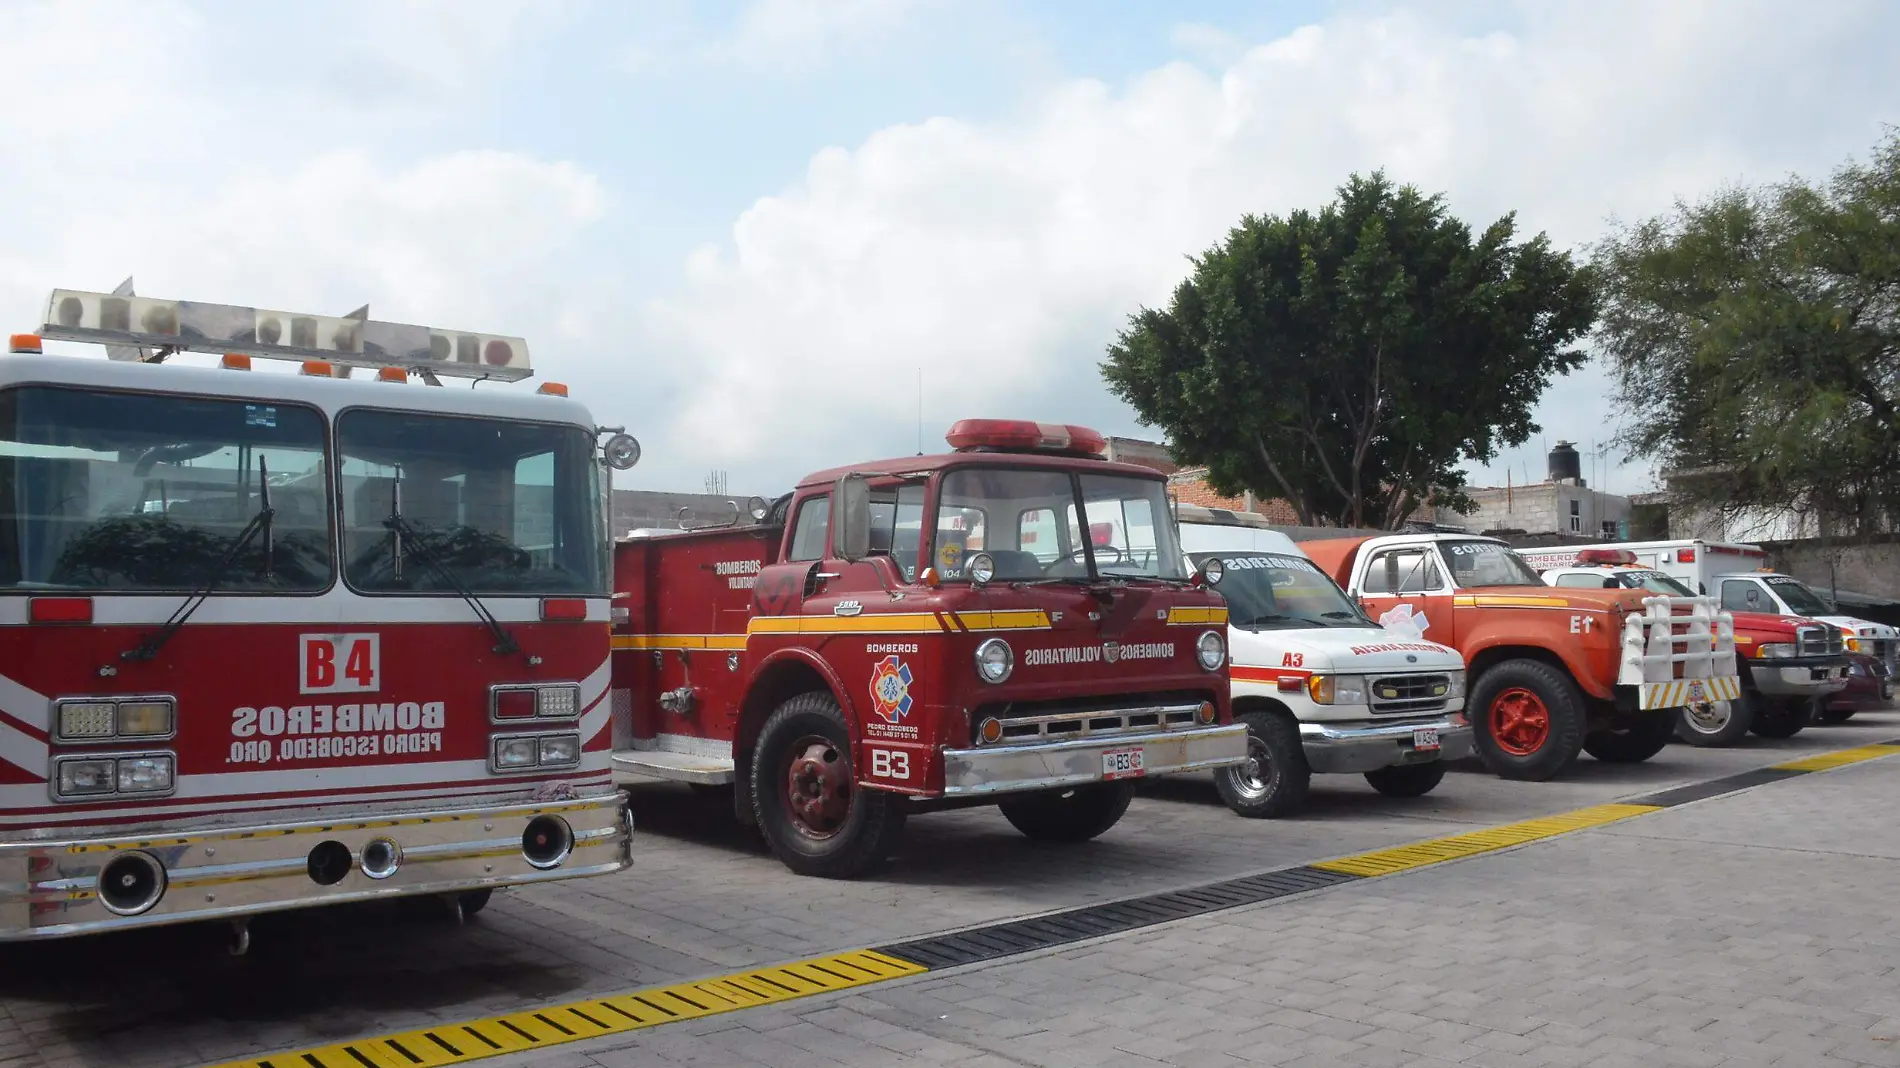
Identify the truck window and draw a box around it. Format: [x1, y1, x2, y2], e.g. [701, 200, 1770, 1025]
[338, 410, 604, 594]
[1765, 575, 1833, 616]
[788, 495, 830, 562]
[1439, 540, 1542, 588]
[1719, 579, 1760, 612]
[0, 385, 332, 592]
[1076, 473, 1185, 579]
[1018, 506, 1065, 564]
[1554, 572, 1615, 589]
[868, 483, 925, 579]
[1363, 548, 1441, 594]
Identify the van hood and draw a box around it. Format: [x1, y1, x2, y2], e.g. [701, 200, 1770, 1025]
[1228, 624, 1461, 676]
[1811, 615, 1897, 639]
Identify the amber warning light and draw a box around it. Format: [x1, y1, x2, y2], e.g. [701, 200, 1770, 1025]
[945, 419, 1107, 457]
[38, 288, 532, 382]
[1575, 548, 1637, 567]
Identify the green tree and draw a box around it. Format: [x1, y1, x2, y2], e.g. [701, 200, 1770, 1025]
[1594, 130, 1900, 535]
[1102, 172, 1597, 529]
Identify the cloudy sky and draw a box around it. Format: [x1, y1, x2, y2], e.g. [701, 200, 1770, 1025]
[6, 0, 1896, 498]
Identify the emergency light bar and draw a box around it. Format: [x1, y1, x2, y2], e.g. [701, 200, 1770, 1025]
[945, 419, 1107, 457]
[40, 289, 533, 382]
[1575, 548, 1638, 566]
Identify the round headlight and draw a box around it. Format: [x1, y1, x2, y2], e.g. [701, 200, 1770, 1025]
[1201, 558, 1223, 586]
[975, 637, 1013, 684]
[1196, 629, 1226, 671]
[966, 552, 996, 585]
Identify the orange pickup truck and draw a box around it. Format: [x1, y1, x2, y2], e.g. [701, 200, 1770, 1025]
[1302, 533, 1743, 781]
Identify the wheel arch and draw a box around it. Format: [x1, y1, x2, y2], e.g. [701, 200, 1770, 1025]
[735, 649, 853, 821]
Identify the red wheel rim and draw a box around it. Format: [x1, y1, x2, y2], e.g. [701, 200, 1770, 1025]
[782, 734, 851, 839]
[1489, 687, 1551, 756]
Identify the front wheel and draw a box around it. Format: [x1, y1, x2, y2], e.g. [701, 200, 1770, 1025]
[1583, 710, 1675, 763]
[750, 692, 907, 878]
[1750, 697, 1815, 739]
[1470, 660, 1587, 781]
[1363, 761, 1445, 798]
[1212, 711, 1310, 818]
[1676, 695, 1754, 747]
[998, 783, 1133, 842]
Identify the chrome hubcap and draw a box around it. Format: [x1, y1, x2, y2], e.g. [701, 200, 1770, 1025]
[1685, 700, 1731, 732]
[1231, 736, 1275, 799]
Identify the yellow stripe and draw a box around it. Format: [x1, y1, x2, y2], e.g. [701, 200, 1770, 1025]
[1472, 595, 1571, 608]
[1452, 595, 1476, 606]
[612, 634, 747, 651]
[202, 950, 927, 1068]
[1773, 744, 1900, 772]
[1310, 803, 1659, 877]
[1165, 606, 1228, 626]
[953, 609, 1052, 631]
[747, 613, 947, 635]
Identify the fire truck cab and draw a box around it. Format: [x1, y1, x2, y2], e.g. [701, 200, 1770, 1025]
[611, 420, 1245, 878]
[0, 286, 633, 944]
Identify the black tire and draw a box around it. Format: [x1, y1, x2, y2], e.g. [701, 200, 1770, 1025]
[997, 782, 1133, 842]
[1363, 761, 1445, 798]
[1675, 694, 1754, 747]
[1212, 710, 1311, 818]
[1818, 707, 1855, 725]
[458, 888, 492, 917]
[1583, 710, 1675, 763]
[1750, 697, 1814, 739]
[750, 691, 907, 878]
[1469, 659, 1587, 781]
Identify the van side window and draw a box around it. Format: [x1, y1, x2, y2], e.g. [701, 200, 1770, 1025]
[1555, 573, 1611, 588]
[788, 496, 831, 562]
[1719, 579, 1758, 612]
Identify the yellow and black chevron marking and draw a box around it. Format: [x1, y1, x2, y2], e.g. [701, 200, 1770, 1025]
[206, 950, 922, 1068]
[211, 739, 1900, 1068]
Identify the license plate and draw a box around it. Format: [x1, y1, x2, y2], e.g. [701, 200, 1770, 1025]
[1101, 747, 1145, 780]
[1412, 727, 1440, 752]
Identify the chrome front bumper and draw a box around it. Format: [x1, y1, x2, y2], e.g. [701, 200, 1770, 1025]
[0, 793, 631, 940]
[1751, 661, 1851, 697]
[1299, 716, 1474, 774]
[940, 724, 1247, 798]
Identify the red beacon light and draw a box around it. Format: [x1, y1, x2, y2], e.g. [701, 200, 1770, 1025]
[944, 419, 1107, 458]
[1575, 548, 1637, 567]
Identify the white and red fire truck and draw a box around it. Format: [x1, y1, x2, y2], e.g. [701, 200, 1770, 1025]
[0, 285, 635, 945]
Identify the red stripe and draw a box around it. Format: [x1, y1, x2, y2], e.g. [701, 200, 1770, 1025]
[1233, 667, 1311, 684]
[0, 709, 46, 742]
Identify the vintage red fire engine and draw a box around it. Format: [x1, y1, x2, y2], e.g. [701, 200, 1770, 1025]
[611, 420, 1246, 877]
[0, 285, 635, 944]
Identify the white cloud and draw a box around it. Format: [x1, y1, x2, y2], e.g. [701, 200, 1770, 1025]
[638, 1, 1900, 495]
[0, 0, 607, 379]
[626, 0, 938, 75]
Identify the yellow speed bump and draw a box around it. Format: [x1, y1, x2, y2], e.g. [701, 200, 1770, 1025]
[1773, 743, 1900, 772]
[1311, 803, 1660, 878]
[206, 950, 924, 1068]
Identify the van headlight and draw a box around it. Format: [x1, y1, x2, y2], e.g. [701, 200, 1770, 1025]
[1306, 675, 1367, 705]
[975, 638, 1013, 684]
[1446, 671, 1466, 699]
[1196, 630, 1226, 671]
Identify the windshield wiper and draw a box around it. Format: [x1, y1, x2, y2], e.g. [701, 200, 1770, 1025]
[384, 469, 523, 658]
[123, 457, 274, 663]
[1232, 612, 1302, 628]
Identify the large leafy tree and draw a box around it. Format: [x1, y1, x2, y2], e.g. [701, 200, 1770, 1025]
[1594, 130, 1900, 535]
[1102, 173, 1597, 529]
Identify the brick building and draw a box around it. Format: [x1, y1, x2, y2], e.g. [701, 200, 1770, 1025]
[1102, 436, 1302, 525]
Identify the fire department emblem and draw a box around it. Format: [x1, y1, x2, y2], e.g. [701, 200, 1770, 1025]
[869, 655, 914, 725]
[1103, 641, 1121, 664]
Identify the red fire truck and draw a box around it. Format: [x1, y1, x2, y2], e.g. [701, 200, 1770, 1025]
[0, 285, 635, 946]
[611, 420, 1246, 877]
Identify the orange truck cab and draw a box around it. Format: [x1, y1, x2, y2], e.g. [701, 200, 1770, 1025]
[610, 420, 1245, 877]
[1303, 534, 1743, 781]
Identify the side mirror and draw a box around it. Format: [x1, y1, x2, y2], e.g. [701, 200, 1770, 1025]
[600, 432, 641, 470]
[831, 474, 871, 562]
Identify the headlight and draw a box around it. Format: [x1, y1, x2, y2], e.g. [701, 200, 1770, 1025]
[1306, 675, 1367, 705]
[55, 697, 175, 741]
[116, 701, 174, 737]
[56, 758, 115, 797]
[1758, 643, 1796, 659]
[1200, 558, 1224, 586]
[1846, 637, 1863, 653]
[966, 552, 996, 585]
[57, 702, 116, 740]
[1445, 671, 1466, 699]
[538, 734, 581, 767]
[975, 638, 1013, 684]
[1196, 630, 1226, 671]
[116, 755, 174, 794]
[493, 736, 540, 768]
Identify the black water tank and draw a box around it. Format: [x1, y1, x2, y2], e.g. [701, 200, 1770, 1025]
[1548, 441, 1581, 483]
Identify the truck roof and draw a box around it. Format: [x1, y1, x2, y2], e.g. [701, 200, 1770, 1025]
[796, 450, 1166, 489]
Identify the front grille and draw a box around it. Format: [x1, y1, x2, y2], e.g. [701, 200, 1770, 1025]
[1368, 674, 1452, 716]
[1796, 624, 1845, 658]
[1866, 638, 1897, 671]
[970, 693, 1212, 747]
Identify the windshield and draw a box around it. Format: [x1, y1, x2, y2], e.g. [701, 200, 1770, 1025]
[930, 466, 1187, 582]
[1441, 540, 1544, 588]
[1766, 575, 1834, 615]
[338, 410, 604, 595]
[1190, 551, 1370, 630]
[0, 386, 331, 592]
[1622, 570, 1694, 596]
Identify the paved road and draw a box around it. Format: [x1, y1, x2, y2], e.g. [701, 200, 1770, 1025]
[4, 712, 1897, 1068]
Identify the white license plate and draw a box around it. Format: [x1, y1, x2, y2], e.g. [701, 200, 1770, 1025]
[1101, 747, 1145, 780]
[1412, 728, 1440, 752]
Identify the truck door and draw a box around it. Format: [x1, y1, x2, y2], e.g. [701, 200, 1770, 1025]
[1357, 546, 1455, 646]
[1719, 577, 1772, 616]
[753, 493, 830, 619]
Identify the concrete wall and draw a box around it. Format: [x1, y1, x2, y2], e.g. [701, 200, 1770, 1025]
[1434, 482, 1631, 538]
[1760, 536, 1900, 602]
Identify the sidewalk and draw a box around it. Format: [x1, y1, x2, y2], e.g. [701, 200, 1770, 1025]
[487, 753, 1900, 1068]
